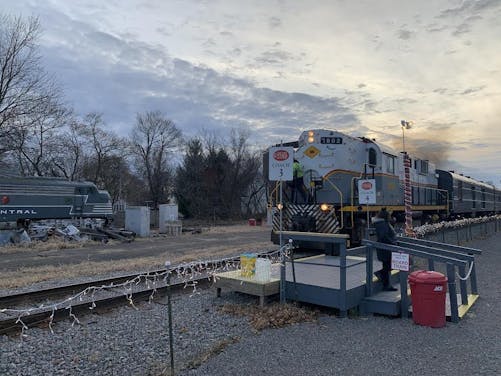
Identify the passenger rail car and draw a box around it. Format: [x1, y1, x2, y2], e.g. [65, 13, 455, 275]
[265, 129, 499, 245]
[0, 175, 113, 225]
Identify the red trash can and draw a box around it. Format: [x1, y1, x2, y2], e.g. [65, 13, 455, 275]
[408, 270, 448, 328]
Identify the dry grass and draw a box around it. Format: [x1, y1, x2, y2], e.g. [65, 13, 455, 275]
[219, 302, 319, 331]
[0, 240, 276, 290]
[183, 336, 241, 370]
[208, 224, 269, 234]
[0, 257, 162, 290]
[0, 238, 100, 255]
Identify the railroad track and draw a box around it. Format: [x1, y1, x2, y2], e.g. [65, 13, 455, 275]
[0, 249, 283, 335]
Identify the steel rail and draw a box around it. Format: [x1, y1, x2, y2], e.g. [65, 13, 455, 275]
[0, 249, 281, 335]
[0, 276, 211, 335]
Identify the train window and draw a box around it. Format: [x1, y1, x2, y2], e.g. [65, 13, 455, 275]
[471, 187, 476, 208]
[385, 155, 395, 174]
[458, 181, 463, 201]
[368, 148, 377, 166]
[420, 160, 429, 174]
[481, 188, 486, 208]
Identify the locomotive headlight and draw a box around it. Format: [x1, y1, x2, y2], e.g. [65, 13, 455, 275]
[308, 131, 314, 143]
[320, 203, 330, 211]
[277, 203, 283, 210]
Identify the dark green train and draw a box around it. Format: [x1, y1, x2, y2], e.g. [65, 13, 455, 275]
[0, 175, 113, 224]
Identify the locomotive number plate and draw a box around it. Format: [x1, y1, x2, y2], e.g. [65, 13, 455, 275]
[320, 137, 343, 144]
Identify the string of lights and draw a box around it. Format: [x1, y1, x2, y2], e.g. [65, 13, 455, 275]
[1, 243, 292, 337]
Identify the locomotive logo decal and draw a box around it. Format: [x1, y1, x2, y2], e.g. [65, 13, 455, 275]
[0, 209, 37, 215]
[304, 146, 320, 158]
[273, 150, 290, 161]
[361, 181, 373, 190]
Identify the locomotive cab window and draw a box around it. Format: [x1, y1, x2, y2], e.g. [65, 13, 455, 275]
[415, 159, 428, 174]
[420, 160, 429, 174]
[384, 153, 396, 174]
[368, 148, 377, 167]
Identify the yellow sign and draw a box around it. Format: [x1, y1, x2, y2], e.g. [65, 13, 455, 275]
[304, 146, 320, 158]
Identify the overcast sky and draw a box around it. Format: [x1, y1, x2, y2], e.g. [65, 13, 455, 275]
[2, 0, 501, 185]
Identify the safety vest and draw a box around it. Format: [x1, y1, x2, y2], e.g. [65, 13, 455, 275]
[293, 161, 303, 178]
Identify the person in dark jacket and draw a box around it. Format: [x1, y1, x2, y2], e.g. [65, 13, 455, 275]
[372, 208, 397, 291]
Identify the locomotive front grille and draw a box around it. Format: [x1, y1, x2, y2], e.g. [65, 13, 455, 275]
[272, 204, 340, 234]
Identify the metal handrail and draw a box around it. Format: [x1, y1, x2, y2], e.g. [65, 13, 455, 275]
[362, 239, 479, 323]
[322, 172, 344, 230]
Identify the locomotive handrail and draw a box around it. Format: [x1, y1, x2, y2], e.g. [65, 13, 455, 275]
[322, 172, 344, 230]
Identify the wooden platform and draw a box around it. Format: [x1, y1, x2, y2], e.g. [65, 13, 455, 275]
[214, 265, 281, 306]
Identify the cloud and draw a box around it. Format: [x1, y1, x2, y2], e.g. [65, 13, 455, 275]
[268, 17, 281, 29]
[397, 28, 414, 40]
[460, 86, 485, 95]
[438, 0, 501, 18]
[254, 49, 296, 66]
[37, 19, 356, 146]
[452, 22, 472, 36]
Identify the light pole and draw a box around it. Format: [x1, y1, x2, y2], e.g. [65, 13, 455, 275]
[400, 120, 413, 153]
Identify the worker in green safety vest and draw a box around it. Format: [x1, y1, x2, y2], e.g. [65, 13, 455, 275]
[292, 159, 307, 203]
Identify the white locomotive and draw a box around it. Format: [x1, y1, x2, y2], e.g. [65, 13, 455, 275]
[266, 129, 499, 245]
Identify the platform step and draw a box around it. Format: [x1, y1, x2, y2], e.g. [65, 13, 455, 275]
[361, 289, 411, 316]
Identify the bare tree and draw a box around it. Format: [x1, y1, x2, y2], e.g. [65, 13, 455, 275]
[51, 119, 87, 180]
[79, 113, 127, 186]
[0, 14, 59, 156]
[8, 99, 71, 176]
[130, 111, 182, 207]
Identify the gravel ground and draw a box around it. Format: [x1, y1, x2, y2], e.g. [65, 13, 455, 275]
[1, 233, 500, 376]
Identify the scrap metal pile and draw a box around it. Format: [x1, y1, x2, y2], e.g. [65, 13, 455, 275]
[0, 219, 135, 246]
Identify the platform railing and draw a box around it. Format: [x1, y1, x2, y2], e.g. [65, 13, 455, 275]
[362, 238, 481, 323]
[278, 231, 352, 316]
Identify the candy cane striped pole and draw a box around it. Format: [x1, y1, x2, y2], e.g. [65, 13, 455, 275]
[403, 152, 415, 237]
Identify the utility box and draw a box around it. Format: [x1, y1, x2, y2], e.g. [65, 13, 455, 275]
[159, 204, 179, 233]
[125, 206, 150, 237]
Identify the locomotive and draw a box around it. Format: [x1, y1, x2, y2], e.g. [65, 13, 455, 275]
[0, 175, 114, 226]
[265, 129, 499, 245]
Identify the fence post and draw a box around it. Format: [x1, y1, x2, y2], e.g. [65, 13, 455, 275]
[365, 245, 374, 297]
[165, 262, 175, 376]
[399, 270, 409, 318]
[339, 240, 347, 318]
[428, 259, 435, 271]
[458, 264, 469, 305]
[447, 263, 459, 323]
[470, 259, 479, 295]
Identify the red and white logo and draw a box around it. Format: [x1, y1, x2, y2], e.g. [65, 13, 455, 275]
[273, 150, 289, 161]
[361, 181, 373, 190]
